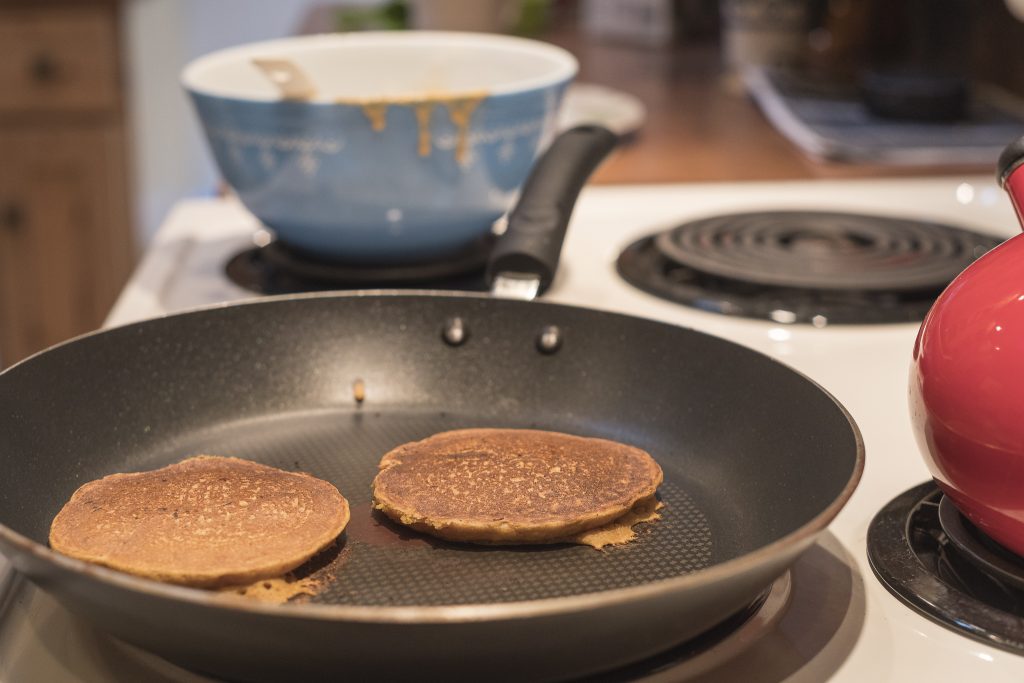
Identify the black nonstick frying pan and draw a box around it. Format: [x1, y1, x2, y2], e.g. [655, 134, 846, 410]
[0, 127, 863, 682]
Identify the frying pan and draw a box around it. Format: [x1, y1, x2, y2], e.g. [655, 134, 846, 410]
[0, 127, 863, 682]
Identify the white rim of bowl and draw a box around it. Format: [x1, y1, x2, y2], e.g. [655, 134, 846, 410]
[181, 31, 579, 102]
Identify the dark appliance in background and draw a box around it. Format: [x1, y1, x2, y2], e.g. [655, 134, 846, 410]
[807, 0, 1021, 120]
[858, 0, 972, 121]
[749, 0, 1024, 164]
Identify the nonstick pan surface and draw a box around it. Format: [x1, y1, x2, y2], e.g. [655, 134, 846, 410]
[0, 292, 863, 682]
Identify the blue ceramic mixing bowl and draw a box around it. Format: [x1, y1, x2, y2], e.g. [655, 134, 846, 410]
[182, 32, 577, 263]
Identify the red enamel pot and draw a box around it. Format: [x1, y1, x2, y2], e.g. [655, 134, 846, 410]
[910, 139, 1024, 557]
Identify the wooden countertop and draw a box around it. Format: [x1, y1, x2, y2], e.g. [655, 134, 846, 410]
[543, 29, 989, 184]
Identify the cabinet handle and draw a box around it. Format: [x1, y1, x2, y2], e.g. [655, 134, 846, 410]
[29, 53, 58, 84]
[1, 204, 24, 233]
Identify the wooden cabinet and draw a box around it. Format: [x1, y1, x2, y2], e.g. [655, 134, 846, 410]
[0, 1, 134, 367]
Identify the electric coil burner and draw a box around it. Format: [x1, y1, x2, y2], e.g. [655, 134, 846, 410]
[868, 482, 1024, 654]
[225, 235, 494, 294]
[617, 211, 1003, 324]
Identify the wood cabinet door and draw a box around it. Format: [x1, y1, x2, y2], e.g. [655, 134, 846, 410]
[0, 125, 133, 366]
[0, 5, 120, 115]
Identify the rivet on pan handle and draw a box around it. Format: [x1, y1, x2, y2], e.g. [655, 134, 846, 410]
[487, 125, 619, 299]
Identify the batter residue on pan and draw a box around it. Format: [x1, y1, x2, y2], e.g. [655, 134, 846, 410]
[371, 428, 664, 546]
[571, 496, 664, 549]
[218, 541, 351, 605]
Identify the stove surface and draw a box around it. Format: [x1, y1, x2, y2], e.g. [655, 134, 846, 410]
[4, 176, 1024, 681]
[617, 210, 1002, 324]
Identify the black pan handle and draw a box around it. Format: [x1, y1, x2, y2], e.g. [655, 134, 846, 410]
[487, 125, 618, 293]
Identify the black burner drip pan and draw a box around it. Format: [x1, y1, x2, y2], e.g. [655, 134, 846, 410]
[868, 482, 1024, 653]
[225, 237, 492, 295]
[618, 211, 1003, 325]
[938, 495, 1024, 593]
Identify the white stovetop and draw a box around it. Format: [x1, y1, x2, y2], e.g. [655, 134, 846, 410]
[3, 175, 1024, 681]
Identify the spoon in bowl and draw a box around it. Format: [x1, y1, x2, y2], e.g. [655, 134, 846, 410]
[251, 58, 317, 101]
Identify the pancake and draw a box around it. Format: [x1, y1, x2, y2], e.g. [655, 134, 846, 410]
[49, 455, 349, 588]
[371, 428, 663, 544]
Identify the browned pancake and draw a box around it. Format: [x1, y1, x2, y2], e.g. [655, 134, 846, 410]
[49, 455, 349, 588]
[371, 428, 663, 544]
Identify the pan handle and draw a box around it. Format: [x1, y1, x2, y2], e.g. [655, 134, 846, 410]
[487, 125, 619, 296]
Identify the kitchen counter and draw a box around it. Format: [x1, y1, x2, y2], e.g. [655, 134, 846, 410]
[542, 29, 993, 184]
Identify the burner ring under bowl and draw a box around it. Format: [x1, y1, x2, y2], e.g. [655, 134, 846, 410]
[262, 235, 495, 285]
[225, 236, 493, 295]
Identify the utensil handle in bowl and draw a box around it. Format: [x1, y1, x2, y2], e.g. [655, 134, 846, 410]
[487, 125, 618, 294]
[998, 136, 1024, 231]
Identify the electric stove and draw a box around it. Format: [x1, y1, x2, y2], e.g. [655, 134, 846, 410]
[3, 176, 1023, 681]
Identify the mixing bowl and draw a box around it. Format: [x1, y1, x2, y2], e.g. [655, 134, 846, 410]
[183, 31, 577, 262]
